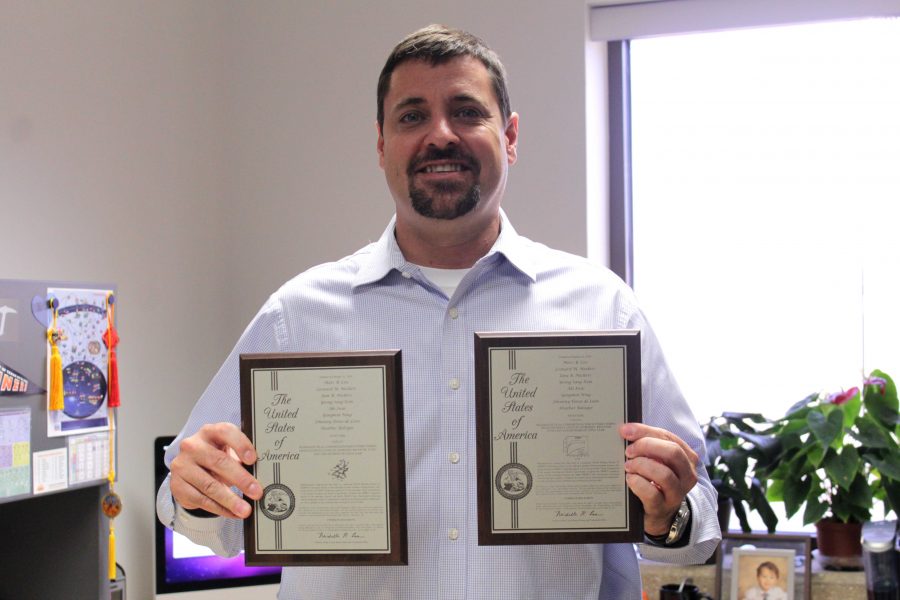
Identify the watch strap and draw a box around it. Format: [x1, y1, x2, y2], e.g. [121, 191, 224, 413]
[643, 498, 692, 547]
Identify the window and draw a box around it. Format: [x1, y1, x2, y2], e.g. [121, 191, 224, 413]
[599, 12, 900, 529]
[629, 18, 900, 420]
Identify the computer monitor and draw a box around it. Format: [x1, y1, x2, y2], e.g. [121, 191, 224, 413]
[154, 436, 281, 594]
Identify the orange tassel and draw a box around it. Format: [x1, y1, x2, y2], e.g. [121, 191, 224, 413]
[48, 302, 64, 411]
[49, 340, 64, 410]
[108, 525, 117, 581]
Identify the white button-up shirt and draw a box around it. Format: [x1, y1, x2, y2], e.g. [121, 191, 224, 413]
[157, 211, 720, 599]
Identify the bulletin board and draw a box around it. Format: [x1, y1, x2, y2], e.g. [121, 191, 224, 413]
[0, 279, 118, 504]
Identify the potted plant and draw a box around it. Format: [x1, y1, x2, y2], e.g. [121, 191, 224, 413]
[755, 370, 900, 557]
[703, 412, 779, 534]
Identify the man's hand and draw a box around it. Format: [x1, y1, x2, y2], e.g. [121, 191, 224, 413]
[618, 422, 699, 536]
[169, 423, 262, 519]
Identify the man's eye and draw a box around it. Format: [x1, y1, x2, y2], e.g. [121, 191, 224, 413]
[456, 108, 482, 119]
[399, 112, 422, 124]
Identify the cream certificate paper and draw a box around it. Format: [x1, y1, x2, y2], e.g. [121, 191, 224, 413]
[486, 343, 635, 537]
[249, 365, 391, 555]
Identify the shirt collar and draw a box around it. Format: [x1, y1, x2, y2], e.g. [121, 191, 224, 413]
[352, 209, 538, 289]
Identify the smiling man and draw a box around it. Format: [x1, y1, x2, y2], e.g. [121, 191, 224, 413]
[377, 52, 517, 268]
[157, 25, 720, 599]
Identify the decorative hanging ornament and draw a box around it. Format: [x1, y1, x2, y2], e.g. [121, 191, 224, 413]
[100, 291, 122, 581]
[102, 293, 120, 408]
[101, 439, 122, 581]
[47, 297, 64, 411]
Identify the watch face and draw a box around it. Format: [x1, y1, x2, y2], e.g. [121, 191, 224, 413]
[666, 499, 690, 544]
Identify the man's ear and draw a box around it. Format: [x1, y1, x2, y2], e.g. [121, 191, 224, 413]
[376, 121, 385, 170]
[505, 112, 519, 165]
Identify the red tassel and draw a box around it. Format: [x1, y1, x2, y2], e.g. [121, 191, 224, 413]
[103, 293, 120, 408]
[107, 348, 119, 408]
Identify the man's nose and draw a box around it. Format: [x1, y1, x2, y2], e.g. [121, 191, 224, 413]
[424, 115, 459, 147]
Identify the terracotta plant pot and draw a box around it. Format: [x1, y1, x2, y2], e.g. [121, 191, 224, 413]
[815, 518, 863, 557]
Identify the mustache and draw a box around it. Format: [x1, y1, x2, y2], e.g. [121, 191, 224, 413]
[407, 147, 480, 176]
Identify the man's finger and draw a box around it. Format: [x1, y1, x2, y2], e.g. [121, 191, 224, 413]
[192, 422, 258, 466]
[624, 456, 682, 500]
[619, 422, 700, 466]
[170, 470, 247, 519]
[179, 427, 262, 501]
[170, 454, 255, 517]
[625, 436, 697, 487]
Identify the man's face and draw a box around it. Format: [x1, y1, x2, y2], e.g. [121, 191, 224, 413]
[377, 56, 518, 223]
[757, 567, 778, 591]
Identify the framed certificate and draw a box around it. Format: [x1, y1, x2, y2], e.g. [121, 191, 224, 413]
[239, 351, 407, 566]
[475, 331, 643, 545]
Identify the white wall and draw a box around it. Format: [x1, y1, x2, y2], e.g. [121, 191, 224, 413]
[1, 2, 594, 598]
[219, 1, 592, 330]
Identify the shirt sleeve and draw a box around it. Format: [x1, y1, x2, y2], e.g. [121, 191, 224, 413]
[156, 472, 246, 557]
[626, 308, 722, 564]
[154, 295, 286, 555]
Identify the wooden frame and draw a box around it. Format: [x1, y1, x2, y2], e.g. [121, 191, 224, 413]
[715, 533, 812, 600]
[474, 330, 643, 545]
[239, 351, 407, 566]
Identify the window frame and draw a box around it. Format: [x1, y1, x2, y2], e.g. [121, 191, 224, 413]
[595, 0, 900, 283]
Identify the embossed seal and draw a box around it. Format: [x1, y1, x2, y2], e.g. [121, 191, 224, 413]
[495, 462, 533, 500]
[259, 483, 295, 521]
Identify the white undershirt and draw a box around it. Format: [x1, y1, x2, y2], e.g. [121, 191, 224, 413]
[417, 265, 471, 297]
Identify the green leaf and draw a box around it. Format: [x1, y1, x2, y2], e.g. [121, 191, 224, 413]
[852, 414, 894, 449]
[841, 390, 862, 428]
[764, 463, 790, 481]
[723, 412, 768, 433]
[864, 452, 900, 481]
[786, 393, 819, 417]
[778, 418, 810, 436]
[824, 446, 860, 490]
[802, 492, 829, 525]
[723, 411, 767, 422]
[750, 478, 779, 533]
[849, 503, 872, 523]
[732, 498, 752, 533]
[809, 409, 843, 448]
[846, 473, 874, 509]
[883, 478, 900, 516]
[808, 445, 825, 467]
[865, 371, 899, 429]
[766, 478, 784, 502]
[706, 438, 723, 465]
[715, 485, 739, 500]
[723, 452, 751, 495]
[783, 474, 811, 518]
[720, 436, 739, 451]
[831, 496, 851, 522]
[781, 432, 806, 453]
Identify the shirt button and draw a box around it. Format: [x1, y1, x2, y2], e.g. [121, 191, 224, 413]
[401, 272, 412, 279]
[449, 378, 460, 390]
[448, 307, 459, 319]
[449, 452, 460, 464]
[448, 528, 459, 541]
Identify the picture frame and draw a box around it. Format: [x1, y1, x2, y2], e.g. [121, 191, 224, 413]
[239, 351, 407, 566]
[473, 330, 643, 546]
[715, 533, 812, 600]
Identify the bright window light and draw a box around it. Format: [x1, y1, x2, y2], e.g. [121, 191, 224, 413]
[629, 19, 899, 529]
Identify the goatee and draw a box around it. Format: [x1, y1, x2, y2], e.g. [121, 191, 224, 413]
[407, 146, 481, 220]
[409, 182, 480, 220]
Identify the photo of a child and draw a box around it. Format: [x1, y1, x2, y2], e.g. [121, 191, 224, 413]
[730, 547, 795, 600]
[742, 561, 788, 600]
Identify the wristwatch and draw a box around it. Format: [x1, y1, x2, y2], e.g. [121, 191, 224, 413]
[665, 498, 691, 545]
